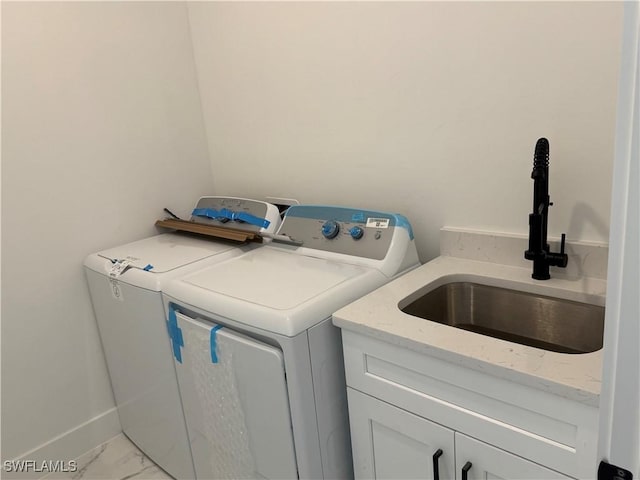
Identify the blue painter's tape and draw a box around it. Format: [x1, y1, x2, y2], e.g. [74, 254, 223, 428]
[394, 214, 414, 240]
[192, 208, 270, 229]
[143, 264, 153, 271]
[167, 307, 184, 363]
[192, 207, 226, 220]
[210, 325, 223, 363]
[233, 211, 271, 229]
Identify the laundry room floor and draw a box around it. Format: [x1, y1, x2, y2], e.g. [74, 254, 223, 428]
[42, 434, 172, 480]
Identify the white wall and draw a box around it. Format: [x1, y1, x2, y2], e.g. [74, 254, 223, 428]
[189, 1, 622, 261]
[1, 2, 212, 463]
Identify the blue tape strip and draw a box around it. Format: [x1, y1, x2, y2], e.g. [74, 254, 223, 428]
[210, 325, 223, 363]
[167, 307, 184, 363]
[192, 207, 230, 220]
[394, 214, 414, 240]
[233, 211, 271, 229]
[192, 208, 270, 229]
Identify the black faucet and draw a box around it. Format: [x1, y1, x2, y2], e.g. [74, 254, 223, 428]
[524, 138, 568, 280]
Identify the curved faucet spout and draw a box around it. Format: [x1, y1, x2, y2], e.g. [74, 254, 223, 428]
[524, 137, 568, 280]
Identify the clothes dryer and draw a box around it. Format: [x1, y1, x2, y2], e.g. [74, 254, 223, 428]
[162, 205, 420, 479]
[84, 196, 280, 479]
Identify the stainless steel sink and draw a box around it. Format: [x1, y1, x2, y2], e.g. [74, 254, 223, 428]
[400, 282, 604, 354]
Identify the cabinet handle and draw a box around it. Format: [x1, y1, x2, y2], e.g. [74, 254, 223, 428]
[462, 461, 472, 480]
[432, 449, 443, 480]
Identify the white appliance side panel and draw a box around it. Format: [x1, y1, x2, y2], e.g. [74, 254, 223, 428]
[175, 312, 298, 480]
[308, 318, 353, 480]
[84, 269, 195, 480]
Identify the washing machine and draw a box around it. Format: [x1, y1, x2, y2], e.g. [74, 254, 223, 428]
[84, 196, 281, 480]
[161, 205, 420, 479]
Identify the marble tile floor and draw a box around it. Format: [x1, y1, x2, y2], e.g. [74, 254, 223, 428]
[43, 434, 173, 480]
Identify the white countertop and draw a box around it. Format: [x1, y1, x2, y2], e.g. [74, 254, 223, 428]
[333, 250, 607, 407]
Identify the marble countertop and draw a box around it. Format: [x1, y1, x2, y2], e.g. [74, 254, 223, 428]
[333, 234, 607, 407]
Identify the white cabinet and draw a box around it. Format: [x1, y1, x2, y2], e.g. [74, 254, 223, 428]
[348, 388, 455, 480]
[342, 331, 599, 480]
[348, 388, 571, 480]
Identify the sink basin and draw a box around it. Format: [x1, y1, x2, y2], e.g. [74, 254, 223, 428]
[400, 282, 604, 354]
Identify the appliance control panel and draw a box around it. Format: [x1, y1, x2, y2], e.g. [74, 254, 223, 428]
[277, 205, 414, 260]
[190, 196, 280, 233]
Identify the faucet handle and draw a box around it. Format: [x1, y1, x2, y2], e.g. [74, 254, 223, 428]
[548, 233, 569, 268]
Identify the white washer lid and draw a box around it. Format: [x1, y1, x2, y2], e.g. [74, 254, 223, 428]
[182, 247, 368, 310]
[97, 233, 237, 273]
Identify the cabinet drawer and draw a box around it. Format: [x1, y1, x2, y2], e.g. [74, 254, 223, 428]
[342, 331, 598, 479]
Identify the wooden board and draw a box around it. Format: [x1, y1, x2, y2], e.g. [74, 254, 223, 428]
[155, 219, 263, 243]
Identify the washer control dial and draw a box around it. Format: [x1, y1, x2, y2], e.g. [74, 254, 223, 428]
[349, 226, 364, 240]
[321, 220, 340, 239]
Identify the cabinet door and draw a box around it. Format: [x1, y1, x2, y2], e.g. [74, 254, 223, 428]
[455, 433, 572, 480]
[348, 388, 455, 480]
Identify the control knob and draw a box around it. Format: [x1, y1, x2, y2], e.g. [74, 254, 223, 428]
[321, 220, 340, 239]
[349, 226, 364, 240]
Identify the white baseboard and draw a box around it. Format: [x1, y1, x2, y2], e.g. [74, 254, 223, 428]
[2, 408, 122, 480]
